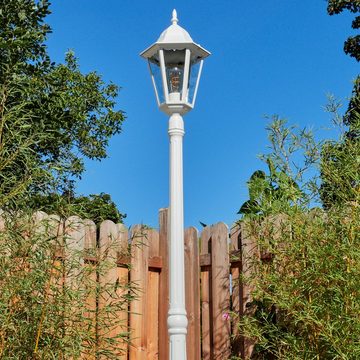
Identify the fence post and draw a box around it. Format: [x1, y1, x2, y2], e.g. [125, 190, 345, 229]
[158, 208, 169, 360]
[185, 227, 201, 360]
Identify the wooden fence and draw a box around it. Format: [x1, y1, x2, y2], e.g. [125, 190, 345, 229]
[3, 209, 259, 359]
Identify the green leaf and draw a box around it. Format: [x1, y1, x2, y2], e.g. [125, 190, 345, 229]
[238, 200, 260, 215]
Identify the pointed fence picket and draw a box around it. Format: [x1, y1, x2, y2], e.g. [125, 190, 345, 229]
[0, 209, 261, 359]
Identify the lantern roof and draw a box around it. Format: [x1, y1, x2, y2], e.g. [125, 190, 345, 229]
[157, 9, 193, 43]
[140, 9, 210, 61]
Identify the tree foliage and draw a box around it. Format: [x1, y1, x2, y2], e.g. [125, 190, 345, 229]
[28, 192, 126, 224]
[239, 117, 316, 218]
[320, 1, 360, 207]
[0, 3, 130, 356]
[0, 0, 125, 207]
[235, 5, 360, 357]
[236, 118, 360, 359]
[320, 97, 360, 208]
[327, 0, 360, 61]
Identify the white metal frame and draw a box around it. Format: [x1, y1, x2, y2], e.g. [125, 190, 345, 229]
[181, 49, 191, 103]
[190, 59, 203, 107]
[140, 10, 210, 360]
[148, 61, 161, 106]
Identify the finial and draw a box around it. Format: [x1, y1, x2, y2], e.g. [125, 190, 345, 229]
[171, 9, 178, 25]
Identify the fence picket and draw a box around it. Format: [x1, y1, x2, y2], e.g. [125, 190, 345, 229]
[240, 221, 259, 359]
[211, 222, 231, 359]
[129, 225, 149, 360]
[185, 227, 201, 360]
[230, 223, 242, 356]
[82, 219, 97, 359]
[200, 226, 212, 360]
[147, 229, 160, 359]
[117, 224, 130, 360]
[1, 209, 273, 360]
[98, 220, 127, 358]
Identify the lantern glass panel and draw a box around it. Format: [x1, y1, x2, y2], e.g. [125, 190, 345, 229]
[188, 59, 201, 105]
[148, 58, 164, 104]
[164, 49, 186, 96]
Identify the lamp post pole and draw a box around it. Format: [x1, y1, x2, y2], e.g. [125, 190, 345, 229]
[140, 11, 210, 359]
[167, 112, 187, 359]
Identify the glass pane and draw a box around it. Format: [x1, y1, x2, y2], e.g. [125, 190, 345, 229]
[188, 60, 201, 104]
[149, 60, 164, 104]
[164, 49, 186, 96]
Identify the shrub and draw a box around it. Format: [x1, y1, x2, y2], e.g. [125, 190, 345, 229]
[236, 117, 360, 359]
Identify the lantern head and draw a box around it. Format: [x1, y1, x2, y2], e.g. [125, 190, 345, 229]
[140, 10, 211, 115]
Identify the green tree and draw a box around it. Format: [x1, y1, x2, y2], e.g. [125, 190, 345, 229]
[28, 192, 126, 224]
[327, 0, 360, 61]
[0, 0, 125, 207]
[0, 3, 131, 357]
[320, 1, 360, 207]
[236, 119, 360, 359]
[238, 117, 314, 218]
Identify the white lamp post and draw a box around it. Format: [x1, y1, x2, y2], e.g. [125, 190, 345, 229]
[141, 10, 210, 360]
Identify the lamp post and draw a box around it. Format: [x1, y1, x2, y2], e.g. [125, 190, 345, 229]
[140, 10, 210, 359]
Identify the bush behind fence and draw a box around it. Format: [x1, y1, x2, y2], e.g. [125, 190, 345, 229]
[0, 208, 260, 359]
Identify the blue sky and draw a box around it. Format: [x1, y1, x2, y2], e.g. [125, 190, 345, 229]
[46, 0, 358, 228]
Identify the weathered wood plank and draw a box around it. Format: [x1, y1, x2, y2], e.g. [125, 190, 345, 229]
[64, 215, 85, 283]
[148, 256, 163, 269]
[185, 227, 201, 360]
[240, 220, 260, 359]
[82, 219, 97, 359]
[63, 216, 86, 356]
[147, 229, 160, 359]
[230, 223, 242, 357]
[211, 222, 231, 360]
[117, 224, 130, 360]
[98, 220, 127, 358]
[200, 226, 212, 360]
[200, 253, 211, 267]
[129, 225, 149, 360]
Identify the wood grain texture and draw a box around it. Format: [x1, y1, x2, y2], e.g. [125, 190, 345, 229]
[83, 219, 97, 359]
[98, 220, 125, 358]
[240, 220, 260, 359]
[129, 225, 149, 360]
[185, 227, 201, 360]
[230, 223, 242, 357]
[200, 226, 212, 360]
[210, 223, 231, 360]
[64, 216, 85, 283]
[117, 224, 130, 360]
[146, 229, 160, 360]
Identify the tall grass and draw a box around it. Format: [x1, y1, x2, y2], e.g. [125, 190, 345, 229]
[0, 211, 134, 359]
